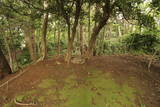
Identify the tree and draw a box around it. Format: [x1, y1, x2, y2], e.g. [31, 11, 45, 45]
[86, 0, 157, 57]
[0, 47, 12, 79]
[56, 0, 84, 63]
[41, 0, 49, 60]
[23, 25, 37, 61]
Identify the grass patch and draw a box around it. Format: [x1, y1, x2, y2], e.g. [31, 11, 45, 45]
[45, 89, 56, 95]
[57, 71, 137, 107]
[3, 102, 15, 107]
[3, 68, 144, 107]
[38, 79, 55, 89]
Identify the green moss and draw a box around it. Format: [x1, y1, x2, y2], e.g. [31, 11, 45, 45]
[15, 95, 25, 102]
[38, 96, 46, 102]
[58, 71, 137, 107]
[3, 102, 15, 107]
[26, 90, 37, 95]
[45, 89, 56, 95]
[15, 89, 37, 102]
[38, 79, 55, 89]
[4, 69, 144, 107]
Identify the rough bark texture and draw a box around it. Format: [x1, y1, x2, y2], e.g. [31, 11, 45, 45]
[41, 12, 49, 60]
[24, 26, 37, 61]
[41, 0, 49, 60]
[79, 24, 83, 55]
[64, 0, 83, 63]
[0, 48, 12, 79]
[88, 1, 91, 39]
[87, 0, 111, 57]
[3, 35, 13, 71]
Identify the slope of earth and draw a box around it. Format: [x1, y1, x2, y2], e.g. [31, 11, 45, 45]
[0, 55, 160, 107]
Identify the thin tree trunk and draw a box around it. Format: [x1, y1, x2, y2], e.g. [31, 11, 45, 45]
[57, 28, 61, 56]
[100, 27, 106, 55]
[65, 24, 71, 63]
[41, 13, 49, 60]
[37, 29, 41, 57]
[79, 24, 83, 55]
[118, 26, 122, 37]
[88, 1, 91, 39]
[41, 0, 49, 60]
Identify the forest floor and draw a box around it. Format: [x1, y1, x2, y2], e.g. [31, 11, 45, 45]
[0, 55, 160, 107]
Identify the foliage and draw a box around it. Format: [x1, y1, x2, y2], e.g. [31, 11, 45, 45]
[0, 0, 159, 69]
[97, 38, 125, 55]
[17, 48, 31, 66]
[123, 32, 160, 54]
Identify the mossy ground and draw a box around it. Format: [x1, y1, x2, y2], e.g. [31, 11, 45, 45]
[3, 69, 145, 107]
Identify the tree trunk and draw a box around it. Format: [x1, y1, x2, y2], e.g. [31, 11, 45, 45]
[100, 27, 106, 55]
[87, 0, 111, 57]
[66, 24, 78, 63]
[41, 13, 49, 60]
[88, 1, 91, 39]
[64, 0, 83, 64]
[118, 25, 122, 37]
[65, 24, 72, 63]
[41, 0, 49, 60]
[79, 24, 83, 55]
[24, 26, 37, 61]
[3, 35, 13, 71]
[0, 47, 12, 79]
[87, 18, 109, 57]
[57, 29, 61, 56]
[37, 29, 41, 57]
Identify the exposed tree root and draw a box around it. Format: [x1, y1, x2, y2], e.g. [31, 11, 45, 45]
[148, 51, 157, 72]
[0, 61, 38, 88]
[14, 98, 37, 106]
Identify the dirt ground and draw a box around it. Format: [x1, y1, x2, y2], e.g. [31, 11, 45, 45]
[0, 55, 160, 107]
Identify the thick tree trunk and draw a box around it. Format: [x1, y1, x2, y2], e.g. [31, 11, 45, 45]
[30, 27, 37, 60]
[57, 0, 83, 63]
[66, 26, 78, 63]
[3, 35, 13, 71]
[41, 12, 49, 60]
[87, 0, 111, 57]
[0, 48, 12, 79]
[87, 18, 109, 57]
[65, 0, 83, 63]
[24, 27, 37, 61]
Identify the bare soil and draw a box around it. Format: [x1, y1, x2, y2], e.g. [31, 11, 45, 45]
[0, 55, 160, 107]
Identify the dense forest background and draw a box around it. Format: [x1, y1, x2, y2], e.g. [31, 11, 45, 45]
[0, 0, 160, 72]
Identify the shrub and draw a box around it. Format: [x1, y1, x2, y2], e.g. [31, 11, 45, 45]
[123, 33, 160, 54]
